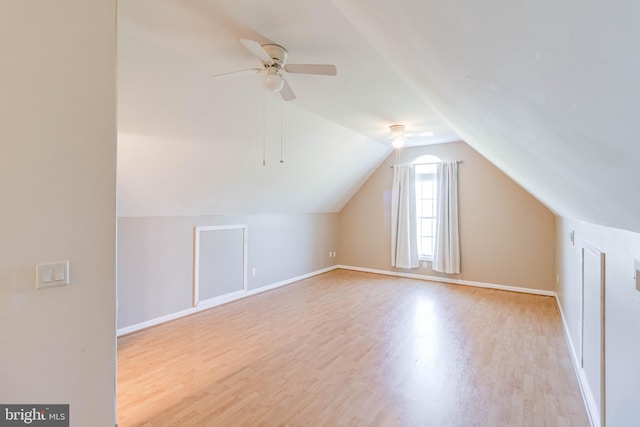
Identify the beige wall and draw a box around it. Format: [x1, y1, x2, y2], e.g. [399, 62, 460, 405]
[338, 141, 556, 291]
[117, 213, 339, 329]
[0, 2, 116, 425]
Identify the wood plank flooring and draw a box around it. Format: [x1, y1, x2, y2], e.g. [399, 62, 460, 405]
[117, 269, 589, 426]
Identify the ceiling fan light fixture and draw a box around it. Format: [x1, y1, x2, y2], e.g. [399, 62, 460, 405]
[263, 68, 284, 92]
[392, 137, 405, 148]
[389, 124, 406, 148]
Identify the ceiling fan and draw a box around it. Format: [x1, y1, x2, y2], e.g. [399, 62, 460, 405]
[211, 39, 337, 101]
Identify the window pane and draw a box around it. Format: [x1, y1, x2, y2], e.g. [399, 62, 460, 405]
[422, 237, 433, 257]
[417, 218, 426, 234]
[423, 183, 433, 199]
[423, 200, 434, 217]
[416, 197, 424, 216]
[419, 237, 428, 256]
[421, 218, 433, 235]
[413, 155, 440, 259]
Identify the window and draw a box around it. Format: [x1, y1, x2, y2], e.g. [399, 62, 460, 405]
[413, 155, 440, 260]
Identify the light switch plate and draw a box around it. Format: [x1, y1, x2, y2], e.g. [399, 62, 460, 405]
[36, 261, 69, 289]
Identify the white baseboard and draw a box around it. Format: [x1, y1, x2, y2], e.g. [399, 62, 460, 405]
[336, 265, 557, 297]
[555, 298, 599, 427]
[245, 265, 338, 297]
[117, 265, 338, 337]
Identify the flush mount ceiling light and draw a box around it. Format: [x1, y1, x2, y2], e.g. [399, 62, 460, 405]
[390, 124, 406, 148]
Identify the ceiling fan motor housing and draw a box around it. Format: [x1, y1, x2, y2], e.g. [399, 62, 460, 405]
[262, 44, 288, 68]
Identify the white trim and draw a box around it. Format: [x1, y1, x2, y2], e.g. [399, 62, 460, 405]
[578, 241, 606, 427]
[336, 265, 556, 296]
[117, 265, 338, 337]
[193, 225, 248, 307]
[556, 295, 598, 427]
[245, 265, 338, 297]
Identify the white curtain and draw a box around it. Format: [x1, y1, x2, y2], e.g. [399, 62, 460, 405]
[433, 161, 460, 274]
[391, 165, 419, 269]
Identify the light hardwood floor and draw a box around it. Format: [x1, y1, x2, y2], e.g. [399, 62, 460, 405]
[117, 269, 589, 426]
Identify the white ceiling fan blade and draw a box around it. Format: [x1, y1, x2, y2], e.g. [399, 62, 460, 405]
[211, 68, 263, 81]
[284, 64, 337, 76]
[240, 39, 274, 65]
[280, 78, 296, 101]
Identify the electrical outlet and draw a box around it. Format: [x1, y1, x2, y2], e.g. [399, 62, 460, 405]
[251, 268, 257, 277]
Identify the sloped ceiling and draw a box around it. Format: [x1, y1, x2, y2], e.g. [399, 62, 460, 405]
[332, 0, 640, 233]
[117, 0, 457, 217]
[119, 0, 640, 233]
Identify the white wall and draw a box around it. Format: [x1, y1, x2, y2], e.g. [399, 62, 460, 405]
[556, 217, 640, 426]
[117, 214, 338, 330]
[0, 1, 116, 426]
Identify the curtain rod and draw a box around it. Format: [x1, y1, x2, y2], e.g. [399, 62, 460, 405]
[390, 160, 463, 168]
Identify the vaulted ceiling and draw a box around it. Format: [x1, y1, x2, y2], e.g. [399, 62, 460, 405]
[117, 0, 456, 217]
[118, 0, 640, 233]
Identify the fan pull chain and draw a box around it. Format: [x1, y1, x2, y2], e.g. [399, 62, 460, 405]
[280, 98, 284, 163]
[262, 90, 267, 166]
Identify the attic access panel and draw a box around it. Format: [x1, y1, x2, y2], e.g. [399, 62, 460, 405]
[193, 225, 247, 306]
